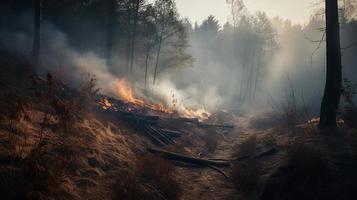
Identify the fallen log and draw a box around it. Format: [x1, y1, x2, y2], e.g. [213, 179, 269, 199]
[142, 126, 167, 146]
[159, 129, 183, 138]
[209, 147, 278, 162]
[198, 123, 235, 129]
[147, 148, 230, 167]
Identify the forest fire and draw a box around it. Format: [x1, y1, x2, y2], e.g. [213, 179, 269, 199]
[181, 106, 210, 121]
[112, 79, 210, 120]
[115, 79, 173, 113]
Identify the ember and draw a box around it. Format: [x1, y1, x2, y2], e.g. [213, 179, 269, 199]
[101, 97, 113, 110]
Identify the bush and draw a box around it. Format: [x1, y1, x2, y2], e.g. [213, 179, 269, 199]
[203, 129, 219, 153]
[234, 136, 257, 158]
[286, 140, 331, 184]
[114, 172, 149, 200]
[268, 78, 311, 128]
[231, 162, 261, 192]
[261, 134, 277, 148]
[136, 154, 181, 200]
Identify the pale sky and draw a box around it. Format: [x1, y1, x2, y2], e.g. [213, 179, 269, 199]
[172, 0, 315, 25]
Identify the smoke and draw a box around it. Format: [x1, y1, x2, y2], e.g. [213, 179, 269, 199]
[1, 4, 357, 116]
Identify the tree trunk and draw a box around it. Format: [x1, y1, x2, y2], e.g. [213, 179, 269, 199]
[319, 0, 342, 128]
[144, 48, 150, 89]
[31, 0, 41, 66]
[153, 35, 163, 85]
[129, 0, 140, 74]
[106, 0, 115, 68]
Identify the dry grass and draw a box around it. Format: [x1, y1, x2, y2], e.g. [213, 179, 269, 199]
[261, 134, 277, 148]
[231, 162, 261, 193]
[0, 74, 102, 199]
[268, 78, 311, 128]
[136, 154, 181, 200]
[114, 172, 150, 200]
[203, 128, 219, 153]
[285, 140, 332, 184]
[234, 136, 257, 158]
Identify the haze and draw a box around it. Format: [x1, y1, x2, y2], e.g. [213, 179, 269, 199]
[172, 0, 314, 25]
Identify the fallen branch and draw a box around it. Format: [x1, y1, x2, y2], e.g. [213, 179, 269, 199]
[147, 148, 230, 167]
[207, 165, 230, 179]
[209, 147, 277, 162]
[198, 123, 235, 129]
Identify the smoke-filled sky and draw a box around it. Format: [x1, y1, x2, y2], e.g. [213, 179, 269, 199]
[171, 0, 315, 25]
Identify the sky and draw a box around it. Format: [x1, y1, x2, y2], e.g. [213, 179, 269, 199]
[172, 0, 315, 25]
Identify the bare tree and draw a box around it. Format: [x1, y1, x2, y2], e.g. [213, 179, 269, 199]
[319, 0, 342, 128]
[31, 0, 41, 65]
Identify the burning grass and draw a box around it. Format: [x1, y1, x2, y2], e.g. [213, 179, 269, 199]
[114, 79, 210, 120]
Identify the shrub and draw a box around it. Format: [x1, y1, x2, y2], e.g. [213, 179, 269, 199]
[136, 154, 181, 200]
[286, 140, 331, 185]
[268, 78, 311, 128]
[203, 129, 219, 153]
[261, 134, 277, 148]
[231, 162, 261, 192]
[114, 172, 149, 200]
[234, 136, 257, 158]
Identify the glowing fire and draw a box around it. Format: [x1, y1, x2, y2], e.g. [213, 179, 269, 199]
[180, 106, 210, 121]
[116, 79, 145, 106]
[99, 97, 115, 110]
[114, 79, 211, 120]
[115, 79, 173, 113]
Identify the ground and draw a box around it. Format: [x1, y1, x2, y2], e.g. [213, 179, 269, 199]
[1, 58, 357, 199]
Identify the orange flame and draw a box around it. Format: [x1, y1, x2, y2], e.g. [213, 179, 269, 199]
[116, 79, 145, 106]
[115, 79, 173, 113]
[180, 106, 210, 121]
[114, 79, 211, 120]
[99, 97, 114, 110]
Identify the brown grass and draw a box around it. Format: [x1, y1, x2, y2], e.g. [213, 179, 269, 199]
[261, 134, 277, 148]
[286, 140, 331, 184]
[114, 172, 150, 200]
[234, 136, 257, 158]
[203, 129, 219, 153]
[136, 154, 181, 200]
[231, 162, 261, 192]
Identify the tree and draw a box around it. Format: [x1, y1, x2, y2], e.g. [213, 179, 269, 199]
[31, 0, 42, 65]
[106, 0, 116, 68]
[152, 0, 189, 84]
[319, 0, 342, 128]
[128, 0, 142, 74]
[141, 5, 157, 88]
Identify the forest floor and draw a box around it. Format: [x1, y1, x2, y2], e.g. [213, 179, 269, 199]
[1, 55, 357, 200]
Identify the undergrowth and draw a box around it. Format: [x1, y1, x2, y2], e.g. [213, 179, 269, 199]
[0, 73, 98, 199]
[136, 154, 181, 200]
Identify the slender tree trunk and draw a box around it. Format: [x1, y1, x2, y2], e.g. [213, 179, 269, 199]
[129, 0, 140, 74]
[253, 48, 263, 99]
[106, 0, 115, 68]
[31, 0, 41, 66]
[144, 48, 150, 89]
[125, 11, 132, 76]
[319, 0, 342, 128]
[153, 35, 163, 85]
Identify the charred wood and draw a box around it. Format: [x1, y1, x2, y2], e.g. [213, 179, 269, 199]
[147, 148, 230, 167]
